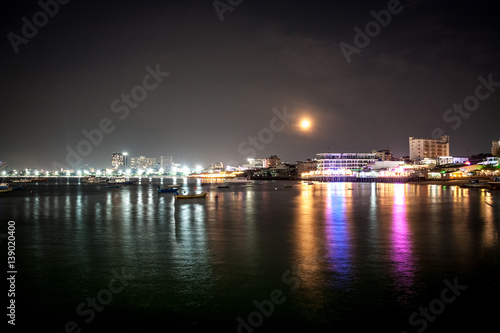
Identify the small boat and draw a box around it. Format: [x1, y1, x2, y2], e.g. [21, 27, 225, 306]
[12, 186, 24, 190]
[460, 180, 491, 189]
[226, 177, 253, 183]
[157, 186, 179, 193]
[175, 192, 208, 199]
[108, 178, 137, 185]
[488, 177, 500, 189]
[242, 184, 254, 187]
[163, 184, 180, 188]
[33, 177, 48, 181]
[11, 178, 32, 183]
[284, 184, 292, 188]
[85, 176, 108, 184]
[0, 183, 9, 189]
[0, 188, 13, 193]
[106, 185, 123, 188]
[488, 182, 500, 189]
[307, 182, 314, 185]
[217, 184, 230, 188]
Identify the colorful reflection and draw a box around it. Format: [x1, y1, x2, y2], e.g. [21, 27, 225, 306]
[324, 183, 352, 284]
[390, 184, 416, 294]
[292, 185, 324, 292]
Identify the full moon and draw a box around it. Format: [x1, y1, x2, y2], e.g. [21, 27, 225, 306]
[300, 119, 311, 129]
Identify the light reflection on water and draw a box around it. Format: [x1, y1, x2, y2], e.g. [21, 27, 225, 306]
[390, 184, 415, 296]
[3, 181, 500, 331]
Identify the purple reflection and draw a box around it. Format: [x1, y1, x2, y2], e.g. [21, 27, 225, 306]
[324, 183, 352, 283]
[391, 184, 416, 293]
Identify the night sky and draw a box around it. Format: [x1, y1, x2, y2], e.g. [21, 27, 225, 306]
[1, 0, 500, 170]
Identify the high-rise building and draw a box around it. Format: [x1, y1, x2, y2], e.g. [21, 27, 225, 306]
[130, 156, 157, 169]
[160, 156, 173, 171]
[111, 153, 125, 169]
[492, 139, 500, 156]
[409, 136, 449, 162]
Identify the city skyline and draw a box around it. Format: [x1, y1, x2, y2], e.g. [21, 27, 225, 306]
[2, 0, 500, 170]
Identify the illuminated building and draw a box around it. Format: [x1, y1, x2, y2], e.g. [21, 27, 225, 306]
[130, 156, 157, 169]
[267, 155, 281, 167]
[160, 156, 173, 171]
[372, 149, 393, 161]
[436, 156, 469, 166]
[409, 136, 449, 162]
[297, 159, 317, 175]
[316, 152, 377, 172]
[492, 139, 500, 156]
[111, 152, 125, 169]
[247, 158, 268, 169]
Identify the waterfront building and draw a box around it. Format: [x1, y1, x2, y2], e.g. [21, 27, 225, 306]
[297, 159, 317, 175]
[111, 152, 125, 169]
[160, 156, 173, 172]
[370, 160, 404, 170]
[316, 152, 377, 172]
[267, 155, 281, 167]
[479, 157, 500, 165]
[130, 156, 157, 169]
[436, 156, 469, 166]
[409, 136, 449, 161]
[372, 149, 393, 161]
[492, 139, 500, 156]
[209, 162, 224, 171]
[247, 158, 268, 169]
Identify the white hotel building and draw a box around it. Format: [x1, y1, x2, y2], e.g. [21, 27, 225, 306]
[316, 153, 377, 172]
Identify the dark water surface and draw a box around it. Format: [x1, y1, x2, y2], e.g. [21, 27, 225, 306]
[2, 179, 500, 332]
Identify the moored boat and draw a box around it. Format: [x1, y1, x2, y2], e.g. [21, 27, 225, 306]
[488, 177, 500, 189]
[108, 178, 137, 185]
[0, 183, 9, 189]
[0, 188, 13, 193]
[226, 177, 253, 183]
[217, 184, 230, 188]
[84, 176, 108, 184]
[157, 186, 179, 193]
[33, 178, 48, 181]
[12, 178, 32, 183]
[175, 191, 208, 199]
